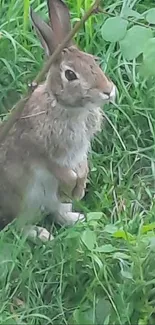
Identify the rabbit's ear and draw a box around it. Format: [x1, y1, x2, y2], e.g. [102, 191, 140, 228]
[30, 8, 57, 56]
[47, 0, 72, 44]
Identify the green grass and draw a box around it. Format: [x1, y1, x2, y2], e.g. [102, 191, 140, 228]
[1, 0, 155, 324]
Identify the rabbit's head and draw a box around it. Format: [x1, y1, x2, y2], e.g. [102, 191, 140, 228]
[30, 0, 116, 110]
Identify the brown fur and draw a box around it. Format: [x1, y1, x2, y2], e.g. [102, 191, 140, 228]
[0, 0, 116, 239]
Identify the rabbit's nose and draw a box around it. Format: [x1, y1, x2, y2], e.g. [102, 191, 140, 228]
[102, 84, 116, 100]
[103, 84, 116, 102]
[109, 84, 116, 102]
[100, 84, 116, 102]
[104, 91, 111, 96]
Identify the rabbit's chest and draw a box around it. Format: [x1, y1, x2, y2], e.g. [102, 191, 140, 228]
[55, 126, 89, 168]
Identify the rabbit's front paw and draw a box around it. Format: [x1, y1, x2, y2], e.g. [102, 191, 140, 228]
[72, 185, 85, 200]
[58, 170, 77, 201]
[72, 159, 88, 200]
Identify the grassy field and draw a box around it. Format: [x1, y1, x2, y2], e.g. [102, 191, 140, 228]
[1, 0, 155, 324]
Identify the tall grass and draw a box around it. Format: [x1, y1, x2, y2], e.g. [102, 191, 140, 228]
[1, 0, 155, 324]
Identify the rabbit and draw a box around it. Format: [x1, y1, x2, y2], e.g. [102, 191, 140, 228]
[0, 0, 116, 242]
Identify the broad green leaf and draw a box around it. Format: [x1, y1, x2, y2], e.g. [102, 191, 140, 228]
[146, 8, 155, 24]
[149, 237, 155, 251]
[123, 7, 141, 19]
[121, 269, 133, 279]
[142, 38, 155, 76]
[88, 220, 99, 228]
[95, 244, 116, 253]
[81, 229, 96, 250]
[113, 252, 130, 260]
[96, 298, 111, 324]
[104, 224, 118, 234]
[73, 307, 93, 325]
[120, 26, 153, 60]
[113, 229, 134, 240]
[141, 221, 155, 233]
[101, 17, 128, 42]
[138, 319, 148, 325]
[66, 231, 80, 239]
[87, 212, 103, 221]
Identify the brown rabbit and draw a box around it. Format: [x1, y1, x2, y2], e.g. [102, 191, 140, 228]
[0, 0, 116, 241]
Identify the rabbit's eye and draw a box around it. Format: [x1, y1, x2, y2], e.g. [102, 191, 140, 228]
[65, 69, 77, 81]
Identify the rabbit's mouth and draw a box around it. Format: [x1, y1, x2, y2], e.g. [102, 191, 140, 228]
[99, 84, 116, 104]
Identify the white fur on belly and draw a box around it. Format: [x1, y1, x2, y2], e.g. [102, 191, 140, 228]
[22, 167, 59, 221]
